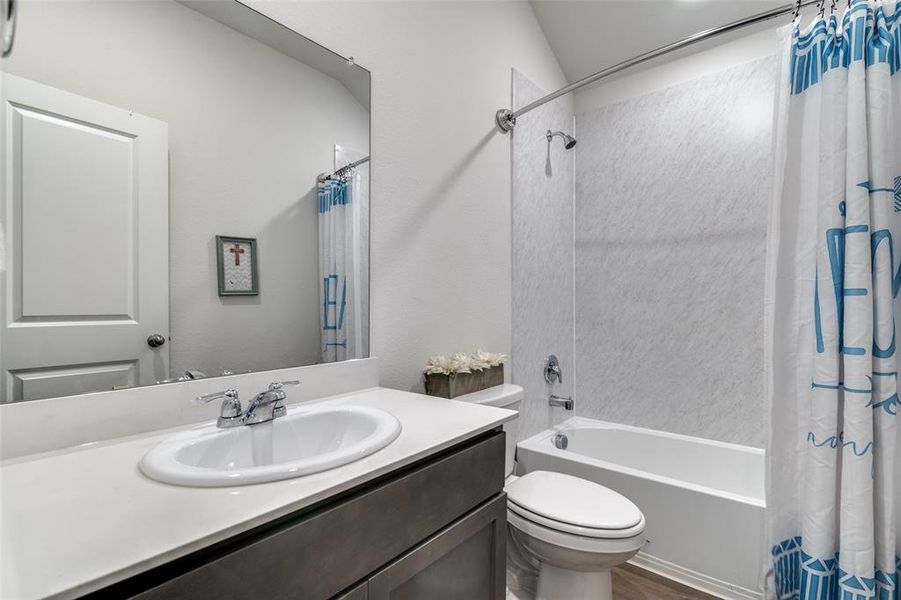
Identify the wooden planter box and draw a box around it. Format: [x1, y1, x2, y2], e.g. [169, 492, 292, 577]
[425, 365, 504, 399]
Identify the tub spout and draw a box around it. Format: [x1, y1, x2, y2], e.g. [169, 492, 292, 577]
[549, 394, 573, 410]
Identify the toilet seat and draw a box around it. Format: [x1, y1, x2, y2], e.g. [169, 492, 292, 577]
[505, 471, 645, 539]
[507, 508, 646, 555]
[508, 501, 646, 539]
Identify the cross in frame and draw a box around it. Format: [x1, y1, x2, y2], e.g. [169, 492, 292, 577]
[229, 243, 245, 266]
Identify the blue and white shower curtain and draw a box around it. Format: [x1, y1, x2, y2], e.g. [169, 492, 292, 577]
[318, 175, 362, 362]
[766, 2, 901, 598]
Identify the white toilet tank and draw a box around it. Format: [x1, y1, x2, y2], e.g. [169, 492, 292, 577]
[453, 383, 523, 477]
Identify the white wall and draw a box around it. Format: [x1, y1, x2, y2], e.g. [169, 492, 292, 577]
[2, 0, 370, 379]
[249, 1, 569, 391]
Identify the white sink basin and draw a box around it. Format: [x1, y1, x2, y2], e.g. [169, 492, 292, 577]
[140, 405, 401, 487]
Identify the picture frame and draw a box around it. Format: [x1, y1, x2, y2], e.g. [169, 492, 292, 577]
[216, 235, 259, 296]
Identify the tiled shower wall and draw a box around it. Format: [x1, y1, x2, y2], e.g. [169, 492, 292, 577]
[573, 57, 775, 447]
[512, 69, 575, 440]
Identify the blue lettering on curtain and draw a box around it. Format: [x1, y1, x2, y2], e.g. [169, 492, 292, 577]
[814, 224, 901, 358]
[322, 274, 347, 332]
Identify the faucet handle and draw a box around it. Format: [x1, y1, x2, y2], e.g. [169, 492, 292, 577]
[544, 354, 563, 384]
[268, 380, 300, 391]
[194, 389, 243, 427]
[194, 389, 239, 405]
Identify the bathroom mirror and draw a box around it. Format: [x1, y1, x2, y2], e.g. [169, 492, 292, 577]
[0, 0, 370, 402]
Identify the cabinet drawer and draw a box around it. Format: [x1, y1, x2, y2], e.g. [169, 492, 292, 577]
[368, 494, 507, 600]
[128, 431, 505, 600]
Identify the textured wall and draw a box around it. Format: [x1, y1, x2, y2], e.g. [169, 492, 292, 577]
[250, 1, 569, 391]
[573, 57, 775, 447]
[512, 70, 575, 440]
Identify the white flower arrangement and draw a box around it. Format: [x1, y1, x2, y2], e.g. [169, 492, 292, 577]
[472, 349, 507, 369]
[424, 354, 471, 376]
[424, 350, 507, 376]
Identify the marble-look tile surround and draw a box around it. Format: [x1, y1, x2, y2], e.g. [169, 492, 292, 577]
[512, 69, 575, 440]
[573, 58, 774, 447]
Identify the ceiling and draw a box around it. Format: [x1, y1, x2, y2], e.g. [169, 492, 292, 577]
[529, 0, 796, 84]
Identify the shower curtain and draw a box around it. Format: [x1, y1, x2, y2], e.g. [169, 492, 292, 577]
[766, 1, 901, 598]
[318, 175, 362, 363]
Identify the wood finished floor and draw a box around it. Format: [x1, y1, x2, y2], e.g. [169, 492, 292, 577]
[612, 564, 718, 600]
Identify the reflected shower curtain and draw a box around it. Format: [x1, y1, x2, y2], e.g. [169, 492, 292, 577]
[765, 2, 901, 598]
[318, 175, 361, 362]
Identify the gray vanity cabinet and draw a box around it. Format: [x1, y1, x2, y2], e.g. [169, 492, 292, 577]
[104, 430, 506, 600]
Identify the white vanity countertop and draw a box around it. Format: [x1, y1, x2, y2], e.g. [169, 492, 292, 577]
[0, 387, 515, 600]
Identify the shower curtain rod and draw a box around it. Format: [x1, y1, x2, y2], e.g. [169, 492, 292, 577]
[495, 0, 820, 132]
[318, 155, 370, 183]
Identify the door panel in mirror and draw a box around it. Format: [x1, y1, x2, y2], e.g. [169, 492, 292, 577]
[19, 106, 136, 318]
[11, 361, 138, 403]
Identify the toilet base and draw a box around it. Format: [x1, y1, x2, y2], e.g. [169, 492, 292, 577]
[537, 564, 612, 600]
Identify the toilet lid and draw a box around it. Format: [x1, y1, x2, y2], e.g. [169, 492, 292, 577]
[505, 471, 642, 530]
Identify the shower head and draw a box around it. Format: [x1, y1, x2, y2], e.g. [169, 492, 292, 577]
[546, 130, 577, 149]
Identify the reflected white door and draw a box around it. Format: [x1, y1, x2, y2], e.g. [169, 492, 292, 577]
[0, 74, 169, 402]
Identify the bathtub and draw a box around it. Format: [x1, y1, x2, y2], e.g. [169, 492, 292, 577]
[515, 417, 765, 600]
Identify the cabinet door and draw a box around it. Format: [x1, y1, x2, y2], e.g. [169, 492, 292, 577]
[368, 494, 507, 600]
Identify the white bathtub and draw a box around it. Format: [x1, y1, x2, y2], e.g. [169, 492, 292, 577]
[515, 417, 765, 600]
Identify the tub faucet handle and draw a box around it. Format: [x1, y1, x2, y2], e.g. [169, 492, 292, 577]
[544, 354, 563, 384]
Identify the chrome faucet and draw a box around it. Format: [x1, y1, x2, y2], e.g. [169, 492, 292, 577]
[244, 381, 299, 425]
[549, 394, 574, 410]
[194, 380, 300, 428]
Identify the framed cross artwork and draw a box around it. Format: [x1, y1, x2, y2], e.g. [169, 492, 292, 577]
[216, 235, 259, 296]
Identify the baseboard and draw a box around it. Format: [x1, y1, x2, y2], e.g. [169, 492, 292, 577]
[628, 552, 763, 600]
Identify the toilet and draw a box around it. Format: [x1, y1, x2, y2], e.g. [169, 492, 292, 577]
[455, 384, 646, 600]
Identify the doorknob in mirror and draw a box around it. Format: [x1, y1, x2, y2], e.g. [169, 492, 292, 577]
[147, 334, 166, 348]
[2, 0, 16, 57]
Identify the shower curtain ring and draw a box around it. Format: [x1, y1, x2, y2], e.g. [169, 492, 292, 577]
[792, 0, 803, 20]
